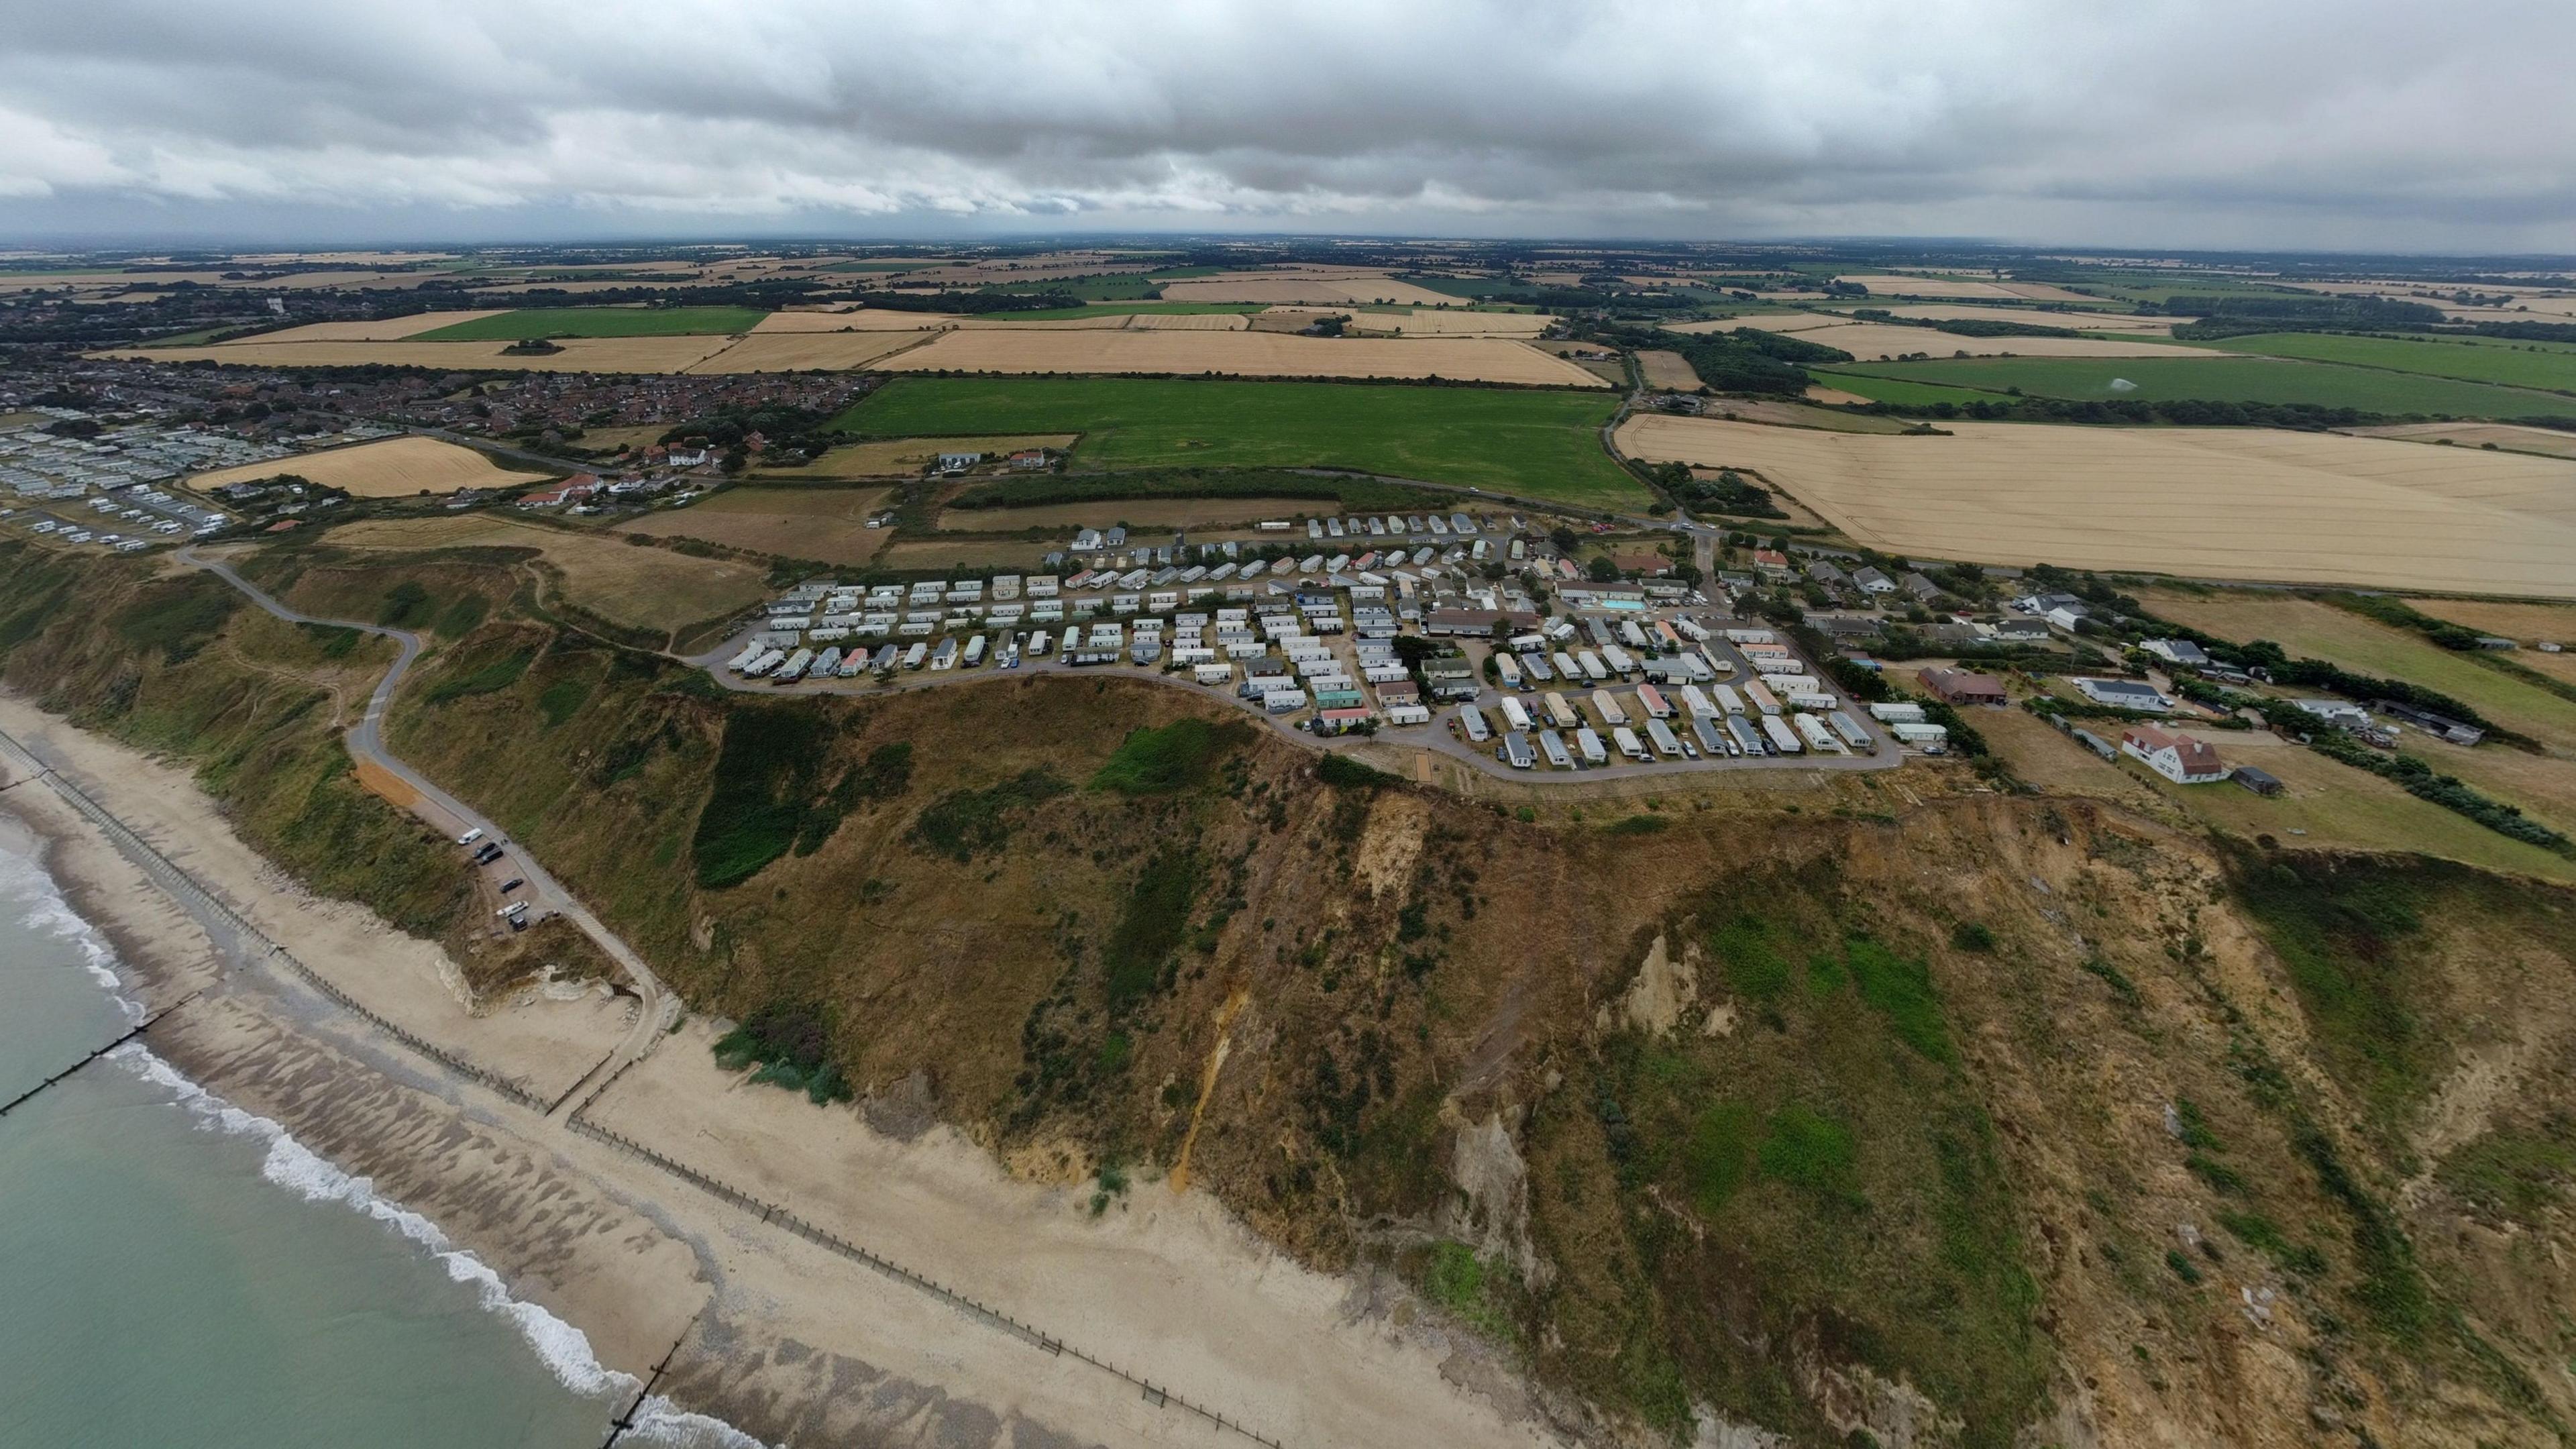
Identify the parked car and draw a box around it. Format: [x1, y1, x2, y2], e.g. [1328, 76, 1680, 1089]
[457, 827, 485, 845]
[499, 878, 525, 894]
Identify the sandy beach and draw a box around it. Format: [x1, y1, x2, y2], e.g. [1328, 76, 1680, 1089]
[0, 689, 1580, 1448]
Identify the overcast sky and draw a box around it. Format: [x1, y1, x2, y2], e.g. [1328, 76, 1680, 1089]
[5, 0, 2570, 253]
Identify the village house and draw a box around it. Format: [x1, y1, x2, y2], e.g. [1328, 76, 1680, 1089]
[1918, 667, 2007, 706]
[2121, 724, 2227, 784]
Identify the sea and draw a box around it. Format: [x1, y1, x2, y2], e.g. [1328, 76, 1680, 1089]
[0, 817, 753, 1449]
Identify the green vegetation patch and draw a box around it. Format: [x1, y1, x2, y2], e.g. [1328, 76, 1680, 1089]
[1422, 1241, 1520, 1343]
[415, 306, 769, 341]
[2205, 331, 2576, 393]
[423, 645, 535, 705]
[908, 769, 1070, 862]
[690, 700, 845, 888]
[1711, 914, 1792, 999]
[1102, 849, 1201, 1011]
[1316, 753, 1395, 789]
[2439, 1121, 2576, 1224]
[1090, 717, 1251, 794]
[2224, 849, 2438, 1118]
[834, 376, 1646, 507]
[1843, 936, 1953, 1062]
[111, 576, 240, 665]
[1819, 355, 2576, 420]
[713, 1002, 851, 1104]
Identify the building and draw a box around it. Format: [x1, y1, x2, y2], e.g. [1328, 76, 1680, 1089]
[1901, 572, 1941, 602]
[2293, 698, 2370, 731]
[1610, 549, 1672, 577]
[2122, 724, 2227, 784]
[935, 451, 986, 472]
[1917, 667, 2006, 706]
[2141, 639, 2212, 667]
[1804, 559, 1846, 586]
[2071, 677, 2170, 712]
[2232, 765, 2285, 796]
[2374, 699, 2485, 746]
[1751, 548, 1792, 579]
[1851, 566, 1896, 595]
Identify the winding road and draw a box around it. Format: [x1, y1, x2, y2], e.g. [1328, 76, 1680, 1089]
[178, 545, 671, 1109]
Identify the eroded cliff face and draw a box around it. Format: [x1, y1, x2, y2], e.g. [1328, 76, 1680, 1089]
[9, 542, 2574, 1448]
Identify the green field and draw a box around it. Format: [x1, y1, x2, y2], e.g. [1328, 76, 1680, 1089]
[833, 376, 1647, 508]
[414, 306, 769, 341]
[1819, 355, 2576, 419]
[2204, 331, 2576, 394]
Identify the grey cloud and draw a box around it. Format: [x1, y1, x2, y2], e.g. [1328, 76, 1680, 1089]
[3, 0, 2571, 248]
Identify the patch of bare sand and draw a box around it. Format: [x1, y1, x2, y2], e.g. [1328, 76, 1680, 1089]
[0, 692, 631, 1104]
[586, 1019, 1566, 1448]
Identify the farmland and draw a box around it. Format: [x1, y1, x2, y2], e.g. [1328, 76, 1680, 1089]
[413, 306, 770, 340]
[105, 335, 742, 374]
[835, 376, 1646, 506]
[191, 436, 549, 496]
[1615, 414, 2576, 597]
[318, 515, 769, 637]
[616, 486, 892, 568]
[873, 327, 1605, 387]
[1634, 350, 1703, 390]
[1818, 354, 2576, 419]
[2133, 588, 2576, 752]
[763, 434, 1079, 479]
[1737, 320, 2206, 361]
[2201, 331, 2576, 393]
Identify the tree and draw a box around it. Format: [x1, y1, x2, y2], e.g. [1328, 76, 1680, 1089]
[1587, 555, 1619, 583]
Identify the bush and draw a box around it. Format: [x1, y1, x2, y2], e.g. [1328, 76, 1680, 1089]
[909, 769, 1070, 862]
[1845, 936, 1953, 1061]
[1091, 718, 1250, 794]
[113, 578, 240, 664]
[1318, 753, 1394, 789]
[1949, 921, 1996, 953]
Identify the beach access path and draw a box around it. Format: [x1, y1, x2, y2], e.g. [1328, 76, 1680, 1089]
[178, 545, 671, 1110]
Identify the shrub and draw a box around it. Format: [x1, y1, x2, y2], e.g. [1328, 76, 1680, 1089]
[1092, 717, 1250, 794]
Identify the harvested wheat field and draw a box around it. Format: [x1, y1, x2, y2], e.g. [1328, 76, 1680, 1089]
[1124, 312, 1250, 331]
[1616, 414, 2576, 598]
[956, 313, 1142, 331]
[1635, 350, 1702, 390]
[224, 311, 508, 344]
[752, 308, 959, 332]
[190, 436, 548, 496]
[2348, 421, 2576, 460]
[1660, 313, 1847, 335]
[680, 331, 936, 374]
[618, 486, 892, 568]
[1336, 309, 1555, 337]
[1821, 303, 2185, 334]
[1159, 270, 1461, 307]
[103, 335, 741, 374]
[322, 515, 769, 635]
[877, 329, 1609, 387]
[1834, 274, 2097, 303]
[761, 435, 1079, 479]
[1734, 320, 2208, 360]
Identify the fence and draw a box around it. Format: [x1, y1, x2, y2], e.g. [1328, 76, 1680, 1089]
[0, 727, 546, 1114]
[564, 1114, 1286, 1448]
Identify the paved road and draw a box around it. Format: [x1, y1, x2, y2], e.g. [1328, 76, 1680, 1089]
[180, 546, 671, 1108]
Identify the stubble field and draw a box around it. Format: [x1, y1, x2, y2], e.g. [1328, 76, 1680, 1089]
[190, 436, 549, 496]
[616, 486, 893, 567]
[873, 328, 1607, 387]
[320, 515, 769, 635]
[1615, 414, 2576, 597]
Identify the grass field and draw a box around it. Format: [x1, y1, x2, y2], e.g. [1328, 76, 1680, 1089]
[1818, 355, 2576, 419]
[414, 307, 770, 341]
[2203, 331, 2576, 393]
[760, 434, 1079, 479]
[833, 376, 1646, 506]
[191, 436, 548, 496]
[1615, 415, 2576, 597]
[321, 515, 769, 636]
[617, 486, 892, 568]
[2136, 588, 2576, 753]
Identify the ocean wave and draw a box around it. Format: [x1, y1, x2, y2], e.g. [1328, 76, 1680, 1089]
[111, 1044, 647, 1405]
[628, 1399, 777, 1449]
[0, 839, 143, 1024]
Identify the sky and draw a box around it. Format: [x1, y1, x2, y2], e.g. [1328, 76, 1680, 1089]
[4, 0, 2571, 253]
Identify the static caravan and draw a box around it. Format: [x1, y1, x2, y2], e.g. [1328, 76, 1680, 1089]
[930, 637, 960, 670]
[1889, 722, 1950, 749]
[1794, 714, 1842, 753]
[1742, 680, 1782, 716]
[1195, 662, 1234, 686]
[1634, 683, 1674, 720]
[1498, 696, 1533, 732]
[1493, 652, 1523, 690]
[773, 648, 813, 683]
[1577, 651, 1609, 683]
[1575, 727, 1608, 766]
[871, 644, 901, 675]
[1679, 684, 1717, 718]
[1601, 644, 1636, 678]
[1539, 729, 1573, 769]
[902, 642, 929, 671]
[1500, 731, 1536, 770]
[1264, 689, 1309, 714]
[1385, 702, 1432, 727]
[1612, 726, 1647, 762]
[1788, 691, 1837, 713]
[1868, 702, 1927, 723]
[1590, 689, 1629, 729]
[1727, 716, 1767, 755]
[1829, 712, 1874, 751]
[1542, 692, 1580, 731]
[1519, 651, 1554, 684]
[1762, 714, 1804, 754]
[1644, 717, 1684, 759]
[1553, 650, 1581, 680]
[1690, 714, 1730, 756]
[1459, 704, 1493, 744]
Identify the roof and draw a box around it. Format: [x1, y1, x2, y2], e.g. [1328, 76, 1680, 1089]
[2123, 724, 2224, 774]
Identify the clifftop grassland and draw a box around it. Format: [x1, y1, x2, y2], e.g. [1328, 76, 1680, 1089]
[5, 537, 2575, 1448]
